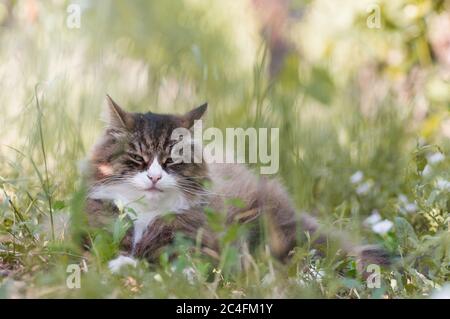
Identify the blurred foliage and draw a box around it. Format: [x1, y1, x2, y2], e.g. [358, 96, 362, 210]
[0, 0, 449, 298]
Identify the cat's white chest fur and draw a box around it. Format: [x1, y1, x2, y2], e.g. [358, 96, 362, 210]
[89, 183, 189, 248]
[132, 210, 158, 246]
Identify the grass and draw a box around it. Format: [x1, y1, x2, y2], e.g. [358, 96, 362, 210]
[0, 1, 449, 298]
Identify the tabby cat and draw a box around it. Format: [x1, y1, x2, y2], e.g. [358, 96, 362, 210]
[85, 96, 389, 273]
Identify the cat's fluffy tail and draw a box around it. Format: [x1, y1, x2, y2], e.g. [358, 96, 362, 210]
[245, 176, 391, 271]
[298, 213, 391, 275]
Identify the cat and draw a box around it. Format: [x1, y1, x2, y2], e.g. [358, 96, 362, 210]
[85, 95, 390, 273]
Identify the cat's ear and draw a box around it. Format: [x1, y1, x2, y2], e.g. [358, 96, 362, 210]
[104, 95, 135, 131]
[180, 103, 208, 128]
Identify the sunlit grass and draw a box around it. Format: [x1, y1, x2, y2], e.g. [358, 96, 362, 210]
[0, 0, 449, 298]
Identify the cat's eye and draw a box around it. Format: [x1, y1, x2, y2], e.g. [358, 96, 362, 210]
[128, 153, 144, 163]
[165, 157, 173, 164]
[164, 157, 176, 167]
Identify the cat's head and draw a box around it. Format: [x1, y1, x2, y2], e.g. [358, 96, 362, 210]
[88, 95, 208, 209]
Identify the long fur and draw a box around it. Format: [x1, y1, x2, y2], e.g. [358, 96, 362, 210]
[85, 96, 390, 272]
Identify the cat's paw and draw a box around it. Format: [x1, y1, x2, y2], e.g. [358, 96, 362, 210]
[108, 255, 137, 273]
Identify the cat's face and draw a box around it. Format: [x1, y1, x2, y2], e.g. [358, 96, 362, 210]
[88, 96, 208, 209]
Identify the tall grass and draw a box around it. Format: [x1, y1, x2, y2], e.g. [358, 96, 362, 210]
[0, 1, 449, 298]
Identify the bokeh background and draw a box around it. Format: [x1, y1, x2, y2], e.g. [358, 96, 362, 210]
[0, 0, 449, 298]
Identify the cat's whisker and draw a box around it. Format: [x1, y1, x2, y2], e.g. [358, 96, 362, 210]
[174, 184, 226, 197]
[174, 182, 222, 196]
[176, 176, 210, 181]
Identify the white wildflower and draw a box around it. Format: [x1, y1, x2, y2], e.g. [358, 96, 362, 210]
[356, 181, 372, 195]
[399, 194, 418, 213]
[398, 194, 408, 204]
[427, 152, 445, 165]
[422, 164, 432, 176]
[153, 274, 163, 282]
[364, 210, 381, 226]
[371, 220, 393, 235]
[436, 178, 450, 191]
[350, 171, 364, 184]
[404, 203, 418, 213]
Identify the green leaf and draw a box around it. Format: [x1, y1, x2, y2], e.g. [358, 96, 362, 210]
[53, 200, 66, 210]
[415, 152, 427, 174]
[304, 67, 335, 105]
[341, 278, 362, 289]
[222, 224, 241, 244]
[225, 197, 246, 209]
[112, 216, 132, 245]
[394, 217, 418, 249]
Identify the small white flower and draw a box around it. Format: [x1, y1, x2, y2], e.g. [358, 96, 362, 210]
[398, 194, 408, 204]
[356, 181, 372, 195]
[153, 274, 163, 282]
[436, 178, 450, 191]
[422, 164, 432, 176]
[430, 283, 450, 299]
[364, 210, 382, 226]
[350, 171, 364, 184]
[427, 152, 445, 165]
[398, 194, 418, 213]
[371, 219, 393, 235]
[404, 203, 418, 213]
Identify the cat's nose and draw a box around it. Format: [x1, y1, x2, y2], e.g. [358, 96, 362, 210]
[147, 173, 162, 184]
